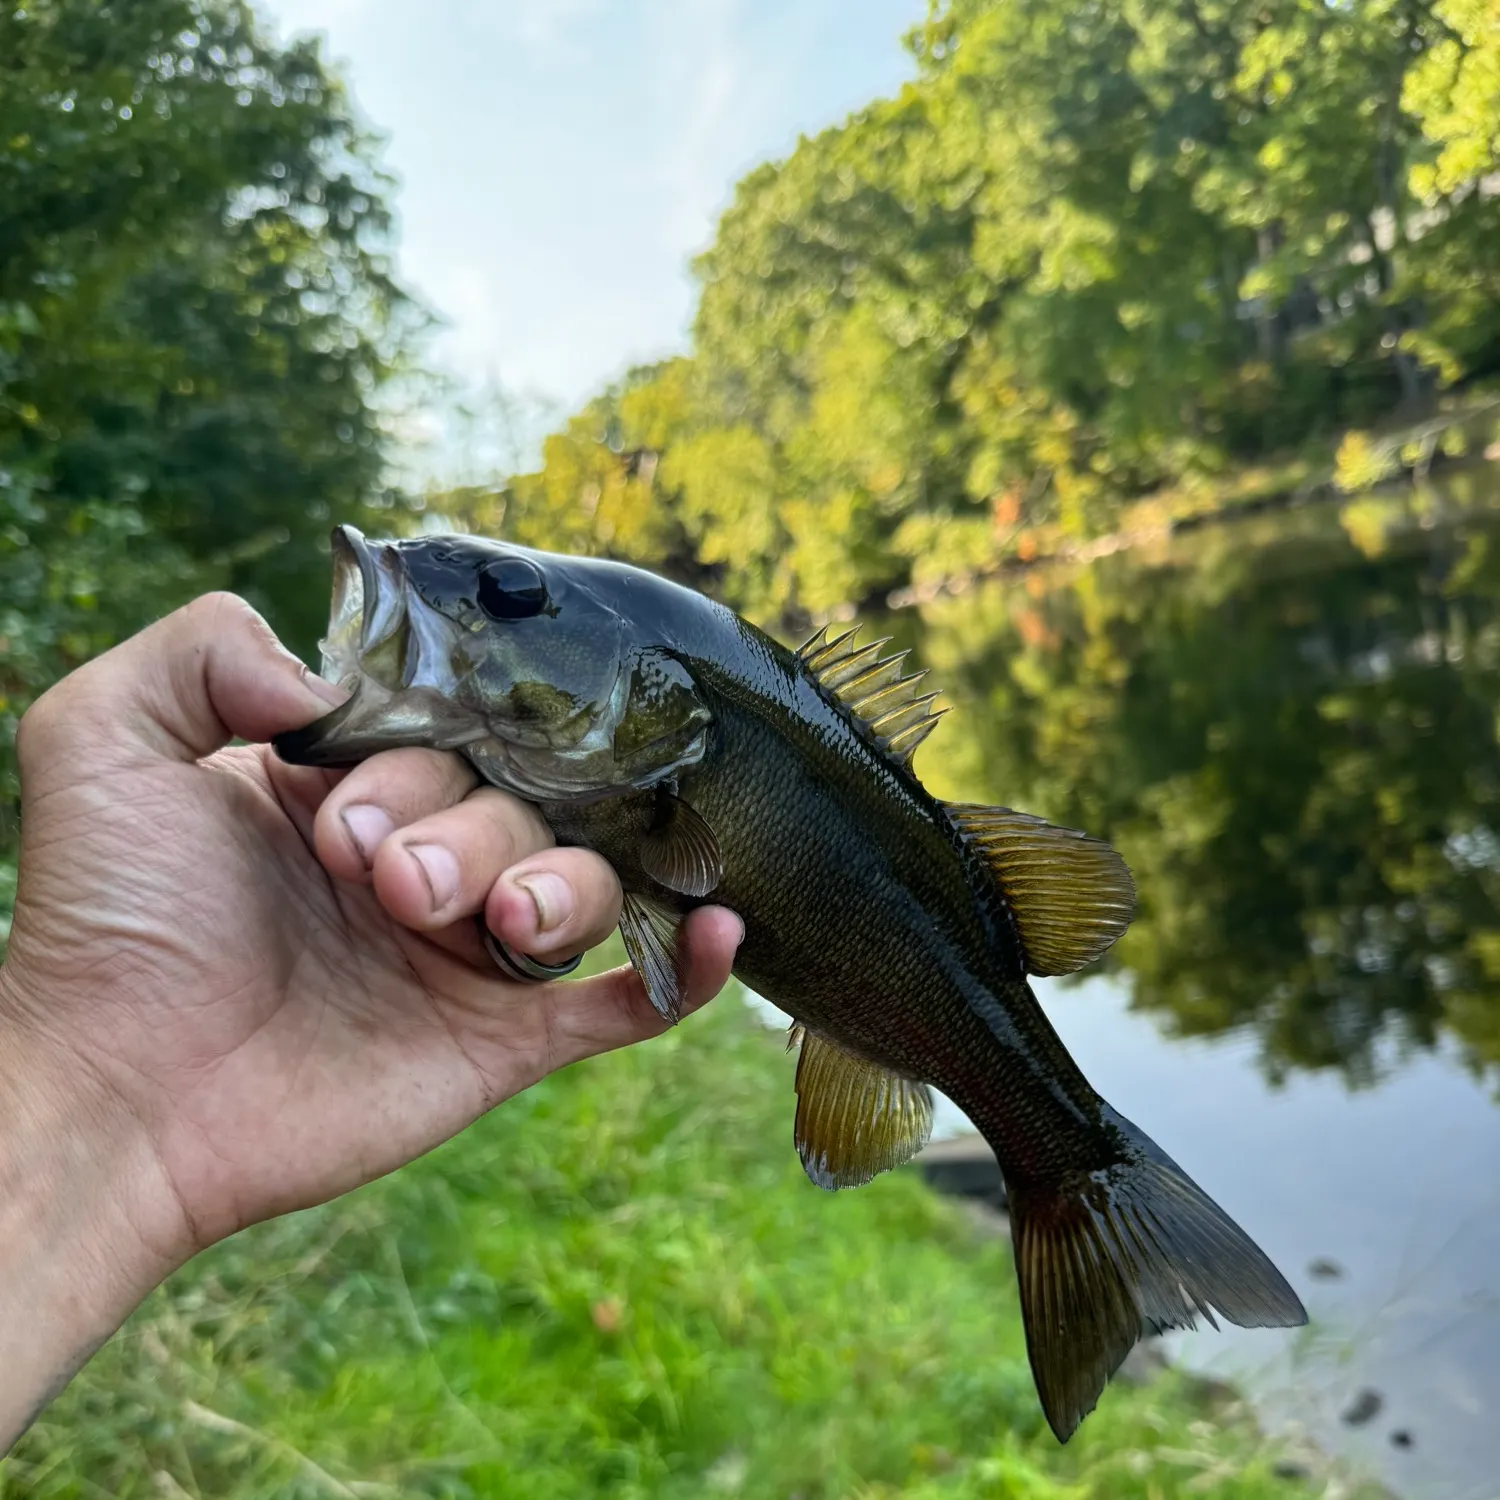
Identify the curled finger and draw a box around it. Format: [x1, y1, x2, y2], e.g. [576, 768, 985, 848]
[536, 904, 745, 1068]
[312, 747, 481, 884]
[371, 787, 553, 933]
[484, 848, 624, 965]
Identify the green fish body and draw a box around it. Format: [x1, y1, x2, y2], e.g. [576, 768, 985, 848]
[275, 526, 1306, 1440]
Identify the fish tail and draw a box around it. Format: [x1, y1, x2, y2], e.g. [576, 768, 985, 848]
[1000, 1104, 1307, 1443]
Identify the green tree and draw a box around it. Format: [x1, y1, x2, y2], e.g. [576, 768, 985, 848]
[1402, 0, 1500, 387]
[0, 0, 419, 875]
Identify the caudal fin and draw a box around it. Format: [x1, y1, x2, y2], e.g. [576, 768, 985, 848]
[1004, 1108, 1307, 1442]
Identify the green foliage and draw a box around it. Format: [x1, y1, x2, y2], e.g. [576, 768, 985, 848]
[462, 0, 1500, 623]
[0, 0, 419, 850]
[1405, 0, 1500, 197]
[2, 994, 1357, 1499]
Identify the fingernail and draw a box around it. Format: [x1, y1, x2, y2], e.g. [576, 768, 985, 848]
[408, 843, 460, 915]
[514, 872, 574, 934]
[300, 664, 349, 708]
[731, 913, 746, 948]
[342, 804, 395, 868]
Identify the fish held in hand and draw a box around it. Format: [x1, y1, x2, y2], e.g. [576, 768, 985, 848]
[274, 525, 1307, 1441]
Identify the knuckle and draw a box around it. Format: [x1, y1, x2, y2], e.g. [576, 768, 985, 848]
[343, 747, 474, 815]
[179, 591, 277, 657]
[185, 590, 259, 630]
[18, 658, 121, 775]
[406, 746, 473, 794]
[478, 787, 552, 852]
[478, 814, 525, 873]
[13, 692, 53, 768]
[429, 749, 480, 799]
[573, 849, 621, 900]
[14, 676, 88, 770]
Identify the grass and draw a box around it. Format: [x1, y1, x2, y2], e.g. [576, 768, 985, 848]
[1, 982, 1371, 1500]
[0, 860, 13, 950]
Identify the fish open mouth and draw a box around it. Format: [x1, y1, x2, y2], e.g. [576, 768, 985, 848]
[320, 524, 409, 693]
[274, 524, 485, 768]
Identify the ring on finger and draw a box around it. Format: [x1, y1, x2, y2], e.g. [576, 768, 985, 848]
[480, 922, 583, 983]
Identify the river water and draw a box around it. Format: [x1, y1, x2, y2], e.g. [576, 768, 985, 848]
[782, 472, 1500, 1500]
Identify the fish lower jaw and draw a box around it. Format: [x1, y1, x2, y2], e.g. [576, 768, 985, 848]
[295, 677, 494, 763]
[462, 734, 677, 805]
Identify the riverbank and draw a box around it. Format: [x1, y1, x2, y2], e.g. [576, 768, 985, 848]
[2, 974, 1381, 1499]
[886, 401, 1500, 612]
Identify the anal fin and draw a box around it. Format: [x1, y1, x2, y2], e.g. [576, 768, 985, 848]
[792, 1027, 934, 1190]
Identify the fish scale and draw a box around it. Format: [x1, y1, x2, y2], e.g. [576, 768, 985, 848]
[275, 524, 1308, 1442]
[548, 647, 1104, 1179]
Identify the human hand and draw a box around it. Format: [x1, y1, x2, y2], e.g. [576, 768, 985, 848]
[0, 593, 741, 1444]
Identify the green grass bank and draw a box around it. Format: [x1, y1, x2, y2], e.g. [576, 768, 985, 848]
[2, 987, 1366, 1500]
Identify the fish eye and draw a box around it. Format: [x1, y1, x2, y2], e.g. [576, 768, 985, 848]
[476, 556, 548, 621]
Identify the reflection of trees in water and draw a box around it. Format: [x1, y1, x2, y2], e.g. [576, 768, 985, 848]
[913, 511, 1500, 1085]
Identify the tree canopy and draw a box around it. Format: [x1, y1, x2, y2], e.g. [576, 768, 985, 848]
[457, 0, 1500, 622]
[0, 0, 419, 873]
[9, 0, 1500, 1084]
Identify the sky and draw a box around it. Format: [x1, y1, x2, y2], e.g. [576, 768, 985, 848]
[256, 0, 922, 469]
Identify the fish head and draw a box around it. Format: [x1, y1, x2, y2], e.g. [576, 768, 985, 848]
[273, 526, 713, 801]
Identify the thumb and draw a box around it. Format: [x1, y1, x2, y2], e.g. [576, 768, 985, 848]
[17, 593, 347, 781]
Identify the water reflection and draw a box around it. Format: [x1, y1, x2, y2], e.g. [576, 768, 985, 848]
[908, 476, 1500, 1087]
[1041, 973, 1500, 1500]
[866, 481, 1500, 1497]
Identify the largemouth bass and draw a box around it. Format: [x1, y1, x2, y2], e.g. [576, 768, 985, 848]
[275, 526, 1306, 1440]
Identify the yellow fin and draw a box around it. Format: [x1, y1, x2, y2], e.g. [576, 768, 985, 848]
[945, 804, 1136, 976]
[796, 625, 946, 767]
[791, 1026, 934, 1190]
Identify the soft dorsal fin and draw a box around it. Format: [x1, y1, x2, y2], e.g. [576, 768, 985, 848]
[789, 1024, 934, 1190]
[945, 804, 1136, 976]
[797, 624, 946, 767]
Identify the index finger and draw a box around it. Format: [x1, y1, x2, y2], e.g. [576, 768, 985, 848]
[18, 593, 344, 786]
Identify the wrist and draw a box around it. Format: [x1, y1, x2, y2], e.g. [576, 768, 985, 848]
[0, 962, 187, 1447]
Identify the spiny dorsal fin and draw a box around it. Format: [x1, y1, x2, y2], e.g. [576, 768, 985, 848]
[945, 804, 1136, 976]
[796, 624, 947, 767]
[640, 791, 722, 897]
[790, 1024, 934, 1190]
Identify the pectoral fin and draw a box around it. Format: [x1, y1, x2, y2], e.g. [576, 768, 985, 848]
[791, 1026, 934, 1190]
[618, 892, 685, 1023]
[640, 792, 723, 897]
[945, 803, 1136, 976]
